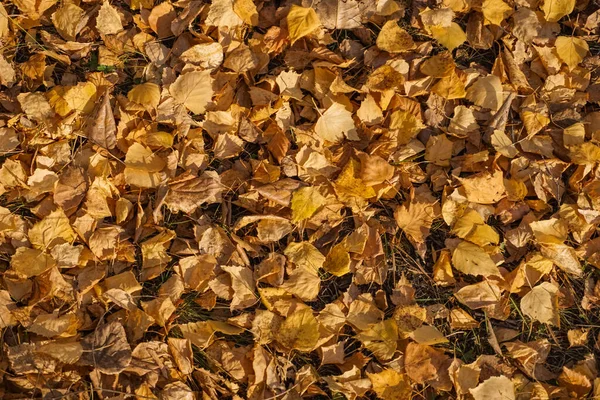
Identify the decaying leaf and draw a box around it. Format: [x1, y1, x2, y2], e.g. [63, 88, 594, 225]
[0, 0, 598, 397]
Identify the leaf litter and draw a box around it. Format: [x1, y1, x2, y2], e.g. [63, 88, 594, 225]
[0, 0, 599, 398]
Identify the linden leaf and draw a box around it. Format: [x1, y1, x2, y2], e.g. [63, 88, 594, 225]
[233, 0, 258, 25]
[367, 370, 411, 400]
[284, 241, 325, 273]
[521, 282, 560, 325]
[124, 143, 167, 188]
[86, 92, 116, 149]
[170, 71, 214, 115]
[164, 171, 223, 214]
[315, 102, 357, 143]
[470, 376, 516, 400]
[128, 82, 161, 109]
[430, 22, 466, 51]
[323, 243, 351, 276]
[466, 75, 503, 111]
[482, 0, 513, 26]
[457, 169, 506, 204]
[96, 0, 123, 36]
[290, 186, 326, 223]
[541, 0, 575, 22]
[555, 36, 589, 70]
[80, 321, 132, 374]
[452, 240, 501, 277]
[11, 248, 56, 277]
[51, 3, 85, 41]
[376, 20, 416, 53]
[278, 307, 320, 352]
[29, 209, 77, 250]
[286, 5, 320, 44]
[356, 319, 398, 361]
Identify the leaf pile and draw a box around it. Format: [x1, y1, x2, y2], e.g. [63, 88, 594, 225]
[0, 0, 600, 398]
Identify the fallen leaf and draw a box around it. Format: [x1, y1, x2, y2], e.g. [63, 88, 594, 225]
[287, 5, 320, 44]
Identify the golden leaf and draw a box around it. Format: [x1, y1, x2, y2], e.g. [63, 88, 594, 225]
[170, 71, 214, 115]
[290, 186, 326, 223]
[430, 22, 466, 51]
[541, 0, 575, 22]
[452, 240, 501, 277]
[96, 0, 123, 36]
[555, 36, 589, 70]
[128, 82, 160, 109]
[278, 307, 320, 351]
[376, 21, 416, 53]
[482, 0, 512, 26]
[286, 5, 320, 44]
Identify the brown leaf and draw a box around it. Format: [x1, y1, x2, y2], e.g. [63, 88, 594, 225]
[86, 92, 116, 149]
[80, 321, 132, 374]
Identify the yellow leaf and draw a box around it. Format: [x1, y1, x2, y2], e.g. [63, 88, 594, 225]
[323, 243, 351, 276]
[451, 209, 499, 246]
[278, 307, 320, 351]
[0, 3, 9, 38]
[291, 186, 326, 223]
[11, 247, 56, 277]
[376, 20, 416, 53]
[482, 0, 512, 26]
[281, 268, 321, 301]
[452, 240, 501, 277]
[124, 143, 167, 188]
[431, 71, 466, 99]
[367, 369, 411, 400]
[315, 102, 357, 143]
[222, 265, 257, 310]
[470, 376, 515, 400]
[286, 5, 320, 44]
[356, 319, 398, 361]
[66, 82, 98, 114]
[430, 22, 466, 51]
[541, 0, 575, 22]
[455, 280, 502, 309]
[389, 110, 425, 144]
[51, 3, 85, 41]
[521, 110, 550, 136]
[170, 71, 214, 114]
[457, 169, 506, 204]
[29, 209, 77, 250]
[420, 51, 455, 77]
[233, 0, 258, 25]
[521, 282, 560, 325]
[96, 0, 123, 36]
[206, 0, 244, 27]
[555, 36, 589, 70]
[284, 241, 325, 273]
[409, 325, 449, 345]
[334, 158, 376, 208]
[466, 75, 503, 111]
[128, 82, 160, 109]
[433, 250, 455, 286]
[425, 134, 453, 166]
[17, 92, 54, 121]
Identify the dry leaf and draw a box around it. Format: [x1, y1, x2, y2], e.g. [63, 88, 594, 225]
[287, 5, 320, 44]
[170, 71, 214, 115]
[521, 282, 560, 325]
[96, 1, 123, 36]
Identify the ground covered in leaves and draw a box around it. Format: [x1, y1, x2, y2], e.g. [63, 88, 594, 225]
[1, 0, 600, 398]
